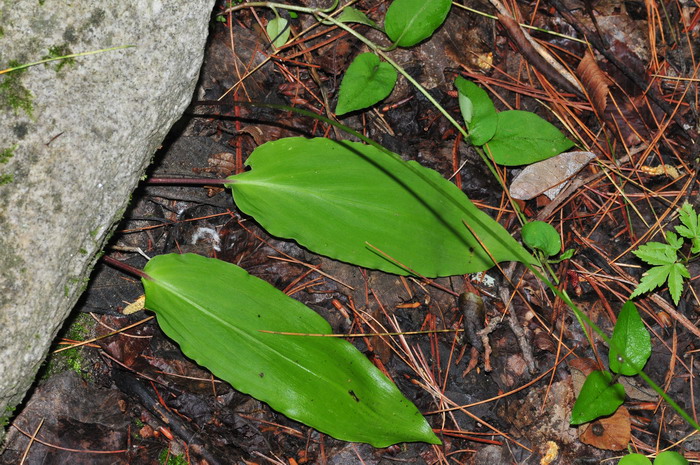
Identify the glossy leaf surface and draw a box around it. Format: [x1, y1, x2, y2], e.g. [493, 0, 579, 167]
[619, 455, 653, 465]
[384, 0, 451, 47]
[485, 111, 574, 166]
[454, 77, 497, 145]
[143, 253, 440, 447]
[266, 16, 290, 49]
[571, 370, 625, 425]
[521, 221, 560, 257]
[609, 301, 651, 376]
[227, 137, 533, 276]
[655, 452, 689, 465]
[336, 53, 397, 115]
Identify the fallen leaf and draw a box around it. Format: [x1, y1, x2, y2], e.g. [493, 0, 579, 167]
[578, 405, 631, 450]
[577, 51, 611, 117]
[510, 151, 596, 200]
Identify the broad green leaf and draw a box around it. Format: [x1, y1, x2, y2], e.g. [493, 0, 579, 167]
[335, 53, 397, 115]
[609, 301, 651, 376]
[266, 16, 290, 49]
[384, 0, 451, 47]
[484, 111, 574, 166]
[619, 455, 653, 465]
[655, 451, 689, 465]
[337, 7, 377, 27]
[570, 370, 625, 425]
[633, 242, 678, 266]
[454, 77, 497, 145]
[227, 137, 533, 277]
[143, 253, 440, 447]
[521, 221, 560, 257]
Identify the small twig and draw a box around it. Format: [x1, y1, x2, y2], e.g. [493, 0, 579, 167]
[146, 177, 231, 186]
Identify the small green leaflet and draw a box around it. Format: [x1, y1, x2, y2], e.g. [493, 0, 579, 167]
[619, 455, 653, 465]
[609, 301, 651, 376]
[266, 16, 290, 49]
[675, 201, 700, 253]
[335, 53, 397, 115]
[227, 137, 534, 277]
[570, 370, 625, 425]
[631, 232, 689, 305]
[521, 221, 560, 257]
[384, 0, 451, 47]
[454, 77, 498, 146]
[337, 6, 377, 27]
[485, 111, 574, 166]
[142, 253, 441, 447]
[654, 452, 689, 465]
[620, 452, 689, 465]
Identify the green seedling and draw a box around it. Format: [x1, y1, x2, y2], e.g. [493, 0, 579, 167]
[571, 301, 651, 424]
[335, 53, 397, 116]
[383, 0, 452, 48]
[619, 451, 688, 465]
[334, 0, 451, 114]
[266, 12, 290, 49]
[630, 202, 700, 305]
[455, 76, 574, 166]
[522, 220, 561, 258]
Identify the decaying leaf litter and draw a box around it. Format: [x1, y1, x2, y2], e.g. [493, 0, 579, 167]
[3, 0, 700, 463]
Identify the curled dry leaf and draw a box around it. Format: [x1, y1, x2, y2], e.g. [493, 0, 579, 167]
[577, 50, 611, 117]
[510, 151, 596, 200]
[578, 405, 631, 451]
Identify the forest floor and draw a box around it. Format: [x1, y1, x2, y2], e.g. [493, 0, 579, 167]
[2, 0, 700, 464]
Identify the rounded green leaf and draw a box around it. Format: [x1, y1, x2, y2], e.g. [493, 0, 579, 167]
[521, 221, 561, 257]
[571, 370, 625, 425]
[655, 451, 689, 465]
[143, 253, 440, 447]
[384, 0, 451, 47]
[227, 137, 534, 277]
[266, 16, 290, 49]
[335, 53, 397, 115]
[454, 77, 497, 145]
[619, 454, 653, 465]
[485, 111, 574, 166]
[609, 301, 651, 376]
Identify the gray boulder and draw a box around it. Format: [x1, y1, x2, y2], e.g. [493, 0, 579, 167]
[0, 0, 215, 442]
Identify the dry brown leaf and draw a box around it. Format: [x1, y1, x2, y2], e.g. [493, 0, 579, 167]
[578, 406, 631, 450]
[577, 50, 611, 117]
[510, 151, 596, 200]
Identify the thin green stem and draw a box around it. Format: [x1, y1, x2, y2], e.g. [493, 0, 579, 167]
[451, 3, 589, 45]
[0, 45, 135, 75]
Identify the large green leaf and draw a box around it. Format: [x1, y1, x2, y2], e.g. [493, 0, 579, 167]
[335, 53, 397, 116]
[384, 0, 451, 47]
[570, 370, 626, 425]
[619, 455, 653, 465]
[454, 77, 497, 146]
[227, 137, 533, 276]
[143, 253, 440, 447]
[485, 111, 574, 166]
[609, 301, 651, 376]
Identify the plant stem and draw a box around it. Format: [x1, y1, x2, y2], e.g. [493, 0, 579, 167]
[102, 256, 151, 280]
[146, 177, 232, 185]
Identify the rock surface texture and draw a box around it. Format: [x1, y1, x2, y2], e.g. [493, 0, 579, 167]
[0, 0, 215, 442]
